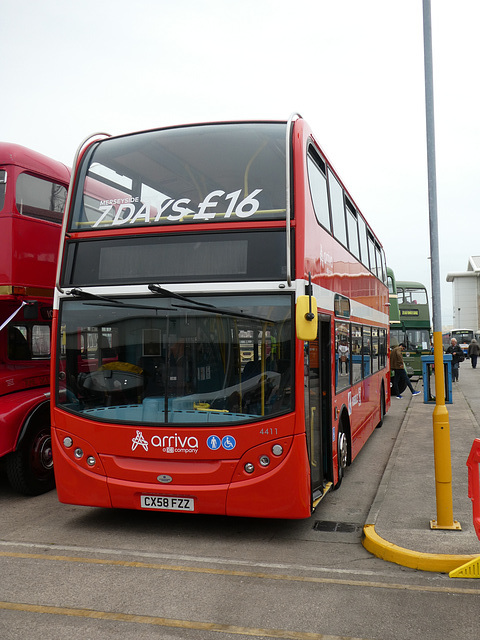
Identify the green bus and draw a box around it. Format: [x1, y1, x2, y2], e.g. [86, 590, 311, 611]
[391, 280, 431, 376]
[387, 267, 400, 328]
[387, 268, 405, 389]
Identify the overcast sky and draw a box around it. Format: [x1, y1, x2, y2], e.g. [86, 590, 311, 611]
[2, 0, 479, 326]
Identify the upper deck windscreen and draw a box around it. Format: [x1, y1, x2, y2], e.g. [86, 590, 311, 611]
[70, 122, 287, 231]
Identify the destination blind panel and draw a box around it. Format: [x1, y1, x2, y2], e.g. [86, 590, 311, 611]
[62, 230, 288, 286]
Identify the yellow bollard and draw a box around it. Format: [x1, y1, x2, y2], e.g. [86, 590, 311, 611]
[430, 331, 461, 530]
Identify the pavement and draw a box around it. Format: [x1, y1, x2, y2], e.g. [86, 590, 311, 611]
[362, 360, 480, 575]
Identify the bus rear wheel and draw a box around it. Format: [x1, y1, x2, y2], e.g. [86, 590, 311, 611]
[334, 419, 349, 490]
[6, 424, 55, 496]
[376, 385, 386, 428]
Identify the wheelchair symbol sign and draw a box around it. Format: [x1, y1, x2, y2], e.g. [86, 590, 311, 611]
[222, 435, 236, 450]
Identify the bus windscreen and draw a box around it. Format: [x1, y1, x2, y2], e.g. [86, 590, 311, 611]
[57, 293, 293, 425]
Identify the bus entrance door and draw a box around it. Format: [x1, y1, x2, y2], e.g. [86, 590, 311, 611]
[305, 317, 332, 508]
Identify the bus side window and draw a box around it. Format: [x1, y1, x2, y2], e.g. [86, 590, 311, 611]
[362, 327, 371, 377]
[15, 173, 67, 224]
[307, 152, 331, 232]
[8, 326, 31, 360]
[351, 325, 362, 384]
[0, 169, 6, 211]
[328, 170, 347, 247]
[358, 215, 369, 269]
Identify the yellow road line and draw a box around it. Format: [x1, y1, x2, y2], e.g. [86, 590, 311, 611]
[0, 601, 366, 640]
[1, 551, 479, 595]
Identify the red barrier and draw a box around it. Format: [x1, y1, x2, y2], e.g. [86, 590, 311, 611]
[467, 438, 480, 542]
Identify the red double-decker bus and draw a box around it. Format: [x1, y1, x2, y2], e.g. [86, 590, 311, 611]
[0, 142, 69, 494]
[51, 117, 390, 518]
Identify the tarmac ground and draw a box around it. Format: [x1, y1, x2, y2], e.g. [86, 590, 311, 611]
[362, 358, 480, 575]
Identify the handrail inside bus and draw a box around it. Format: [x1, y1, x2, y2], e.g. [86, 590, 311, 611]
[286, 113, 302, 288]
[56, 132, 111, 294]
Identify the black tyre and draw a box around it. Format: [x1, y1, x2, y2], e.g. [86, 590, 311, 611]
[334, 417, 349, 490]
[6, 423, 55, 496]
[376, 386, 386, 428]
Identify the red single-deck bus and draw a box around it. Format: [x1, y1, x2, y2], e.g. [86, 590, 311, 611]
[52, 116, 390, 518]
[0, 142, 69, 494]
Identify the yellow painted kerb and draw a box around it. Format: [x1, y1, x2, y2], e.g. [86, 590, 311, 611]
[362, 524, 478, 573]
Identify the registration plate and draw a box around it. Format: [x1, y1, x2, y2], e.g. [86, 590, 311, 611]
[140, 495, 195, 511]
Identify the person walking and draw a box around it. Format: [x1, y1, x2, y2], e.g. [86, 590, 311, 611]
[467, 338, 480, 369]
[390, 343, 421, 399]
[446, 337, 464, 381]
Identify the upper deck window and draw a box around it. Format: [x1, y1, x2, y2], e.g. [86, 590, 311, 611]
[358, 215, 369, 269]
[398, 287, 428, 305]
[307, 151, 331, 232]
[345, 199, 360, 260]
[16, 173, 67, 224]
[388, 274, 395, 295]
[328, 170, 347, 247]
[70, 123, 287, 231]
[367, 233, 378, 278]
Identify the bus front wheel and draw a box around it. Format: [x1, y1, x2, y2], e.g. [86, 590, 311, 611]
[6, 423, 55, 496]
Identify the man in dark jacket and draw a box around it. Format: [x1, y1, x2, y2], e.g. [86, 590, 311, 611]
[390, 343, 421, 399]
[467, 339, 480, 369]
[446, 338, 464, 381]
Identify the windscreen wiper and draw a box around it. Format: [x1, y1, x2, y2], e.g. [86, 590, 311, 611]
[67, 288, 124, 304]
[68, 287, 209, 314]
[148, 284, 216, 308]
[148, 285, 272, 324]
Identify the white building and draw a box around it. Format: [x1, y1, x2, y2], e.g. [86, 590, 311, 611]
[446, 256, 480, 331]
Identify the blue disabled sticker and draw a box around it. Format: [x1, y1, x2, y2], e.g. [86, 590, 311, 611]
[222, 435, 236, 450]
[207, 435, 222, 450]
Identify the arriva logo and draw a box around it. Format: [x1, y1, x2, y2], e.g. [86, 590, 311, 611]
[132, 430, 149, 452]
[131, 431, 199, 454]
